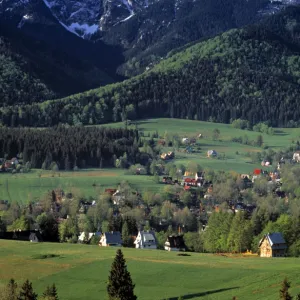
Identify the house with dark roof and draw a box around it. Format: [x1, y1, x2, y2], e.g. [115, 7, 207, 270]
[134, 231, 157, 249]
[259, 232, 287, 257]
[0, 230, 42, 242]
[164, 235, 186, 251]
[99, 232, 122, 247]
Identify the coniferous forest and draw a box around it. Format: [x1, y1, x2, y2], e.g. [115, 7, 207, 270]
[2, 7, 300, 128]
[0, 127, 143, 170]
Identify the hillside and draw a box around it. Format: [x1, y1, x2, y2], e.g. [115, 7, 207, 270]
[0, 240, 300, 300]
[2, 6, 300, 126]
[0, 1, 123, 104]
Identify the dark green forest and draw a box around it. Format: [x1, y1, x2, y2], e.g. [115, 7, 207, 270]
[0, 14, 123, 103]
[2, 7, 300, 127]
[0, 127, 146, 170]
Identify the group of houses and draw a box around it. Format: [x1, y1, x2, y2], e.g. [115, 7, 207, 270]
[98, 231, 186, 252]
[0, 228, 287, 257]
[87, 230, 288, 257]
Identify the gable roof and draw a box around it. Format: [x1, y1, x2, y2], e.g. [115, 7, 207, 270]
[259, 232, 287, 249]
[103, 232, 122, 244]
[165, 235, 186, 249]
[135, 231, 157, 246]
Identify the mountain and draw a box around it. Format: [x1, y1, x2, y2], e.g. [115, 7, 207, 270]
[2, 0, 300, 79]
[0, 0, 124, 103]
[2, 5, 300, 128]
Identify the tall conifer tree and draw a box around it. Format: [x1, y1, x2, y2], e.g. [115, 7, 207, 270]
[107, 249, 137, 300]
[18, 280, 38, 300]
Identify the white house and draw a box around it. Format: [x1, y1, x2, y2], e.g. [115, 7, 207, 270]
[207, 150, 218, 157]
[293, 151, 300, 162]
[99, 232, 122, 247]
[78, 232, 100, 243]
[112, 190, 125, 206]
[134, 231, 157, 249]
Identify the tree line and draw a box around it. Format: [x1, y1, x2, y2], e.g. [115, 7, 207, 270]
[0, 126, 143, 170]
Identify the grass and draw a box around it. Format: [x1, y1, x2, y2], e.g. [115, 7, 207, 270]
[2, 118, 300, 203]
[0, 169, 162, 204]
[0, 240, 300, 300]
[102, 118, 300, 173]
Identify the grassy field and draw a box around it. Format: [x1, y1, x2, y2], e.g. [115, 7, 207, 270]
[2, 118, 299, 203]
[0, 169, 162, 204]
[102, 118, 300, 173]
[0, 240, 300, 300]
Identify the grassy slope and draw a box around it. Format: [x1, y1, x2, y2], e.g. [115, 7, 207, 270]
[0, 169, 161, 205]
[103, 118, 300, 173]
[0, 240, 299, 300]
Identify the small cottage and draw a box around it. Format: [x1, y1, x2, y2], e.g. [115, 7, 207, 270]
[259, 232, 287, 257]
[134, 231, 157, 249]
[78, 232, 101, 243]
[99, 232, 122, 247]
[1, 230, 42, 242]
[207, 150, 217, 158]
[164, 235, 186, 251]
[293, 151, 300, 162]
[112, 190, 125, 206]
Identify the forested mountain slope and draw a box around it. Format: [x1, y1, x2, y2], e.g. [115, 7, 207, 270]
[3, 6, 300, 127]
[0, 0, 123, 104]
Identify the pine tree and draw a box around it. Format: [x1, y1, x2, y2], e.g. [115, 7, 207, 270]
[42, 284, 58, 300]
[18, 280, 38, 300]
[279, 278, 292, 300]
[107, 249, 137, 300]
[4, 278, 18, 300]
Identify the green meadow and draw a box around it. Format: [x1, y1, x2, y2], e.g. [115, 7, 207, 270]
[102, 118, 300, 173]
[1, 118, 299, 203]
[0, 169, 162, 204]
[0, 240, 299, 300]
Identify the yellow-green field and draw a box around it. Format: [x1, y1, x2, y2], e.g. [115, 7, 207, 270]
[0, 240, 300, 300]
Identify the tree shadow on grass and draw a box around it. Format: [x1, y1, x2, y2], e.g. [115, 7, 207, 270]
[274, 130, 288, 136]
[165, 287, 239, 300]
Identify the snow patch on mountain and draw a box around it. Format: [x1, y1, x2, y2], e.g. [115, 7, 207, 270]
[68, 23, 99, 37]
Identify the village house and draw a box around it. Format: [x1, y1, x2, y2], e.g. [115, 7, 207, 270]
[182, 138, 189, 144]
[99, 232, 122, 247]
[78, 232, 101, 243]
[207, 150, 217, 158]
[195, 172, 204, 181]
[164, 235, 186, 251]
[293, 151, 300, 162]
[162, 176, 173, 184]
[259, 232, 287, 257]
[112, 190, 125, 206]
[0, 230, 42, 242]
[134, 231, 157, 249]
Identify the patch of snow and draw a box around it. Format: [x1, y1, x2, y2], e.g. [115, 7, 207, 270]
[121, 0, 133, 14]
[120, 13, 135, 22]
[68, 22, 99, 37]
[17, 13, 32, 28]
[43, 0, 56, 9]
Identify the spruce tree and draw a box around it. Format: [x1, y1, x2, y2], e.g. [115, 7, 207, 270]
[279, 278, 292, 300]
[18, 280, 38, 300]
[42, 284, 58, 300]
[1, 279, 18, 300]
[107, 249, 137, 300]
